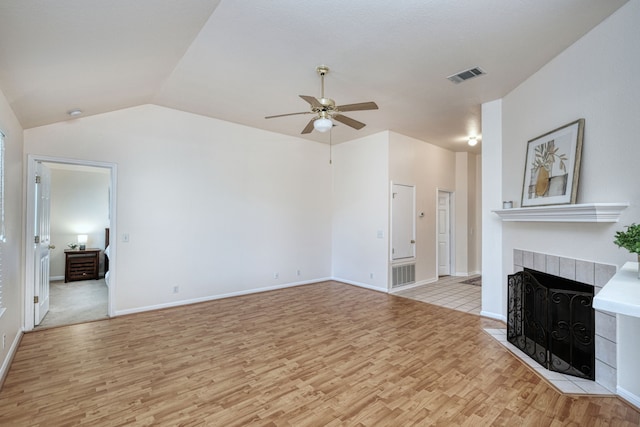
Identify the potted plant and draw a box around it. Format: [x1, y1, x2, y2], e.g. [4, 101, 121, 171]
[613, 223, 640, 278]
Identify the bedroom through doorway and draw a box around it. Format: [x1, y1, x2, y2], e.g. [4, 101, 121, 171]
[25, 156, 117, 331]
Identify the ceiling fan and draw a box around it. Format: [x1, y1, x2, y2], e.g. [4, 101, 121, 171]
[265, 65, 378, 134]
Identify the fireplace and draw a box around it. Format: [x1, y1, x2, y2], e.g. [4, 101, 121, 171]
[507, 268, 595, 380]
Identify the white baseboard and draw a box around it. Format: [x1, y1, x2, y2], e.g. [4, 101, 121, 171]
[617, 386, 640, 410]
[50, 275, 64, 281]
[114, 278, 332, 317]
[0, 330, 23, 389]
[331, 277, 388, 293]
[480, 310, 507, 323]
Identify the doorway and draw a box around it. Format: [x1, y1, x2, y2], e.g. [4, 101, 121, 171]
[24, 155, 117, 331]
[437, 190, 452, 276]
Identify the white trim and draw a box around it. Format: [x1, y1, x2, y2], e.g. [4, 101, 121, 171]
[0, 330, 22, 388]
[333, 277, 388, 293]
[24, 155, 117, 331]
[114, 278, 332, 316]
[617, 386, 640, 410]
[0, 130, 5, 242]
[492, 202, 628, 222]
[480, 310, 507, 323]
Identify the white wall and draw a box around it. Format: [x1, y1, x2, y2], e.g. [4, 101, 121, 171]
[501, 0, 640, 278]
[470, 154, 482, 274]
[481, 99, 504, 321]
[0, 87, 24, 383]
[49, 167, 110, 278]
[461, 152, 480, 276]
[389, 132, 456, 283]
[482, 0, 640, 322]
[499, 0, 640, 401]
[332, 132, 389, 291]
[24, 105, 332, 314]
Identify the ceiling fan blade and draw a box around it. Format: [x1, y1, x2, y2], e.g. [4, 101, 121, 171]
[299, 95, 323, 109]
[333, 114, 366, 130]
[265, 111, 312, 119]
[336, 101, 379, 112]
[301, 118, 315, 134]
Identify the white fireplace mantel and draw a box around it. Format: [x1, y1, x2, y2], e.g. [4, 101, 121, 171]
[493, 202, 629, 223]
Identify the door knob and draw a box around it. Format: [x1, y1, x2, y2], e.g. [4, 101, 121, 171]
[410, 240, 415, 244]
[48, 244, 56, 249]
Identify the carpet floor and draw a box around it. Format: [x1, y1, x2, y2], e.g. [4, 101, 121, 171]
[37, 279, 108, 329]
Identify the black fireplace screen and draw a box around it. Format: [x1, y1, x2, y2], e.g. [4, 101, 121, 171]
[507, 269, 595, 380]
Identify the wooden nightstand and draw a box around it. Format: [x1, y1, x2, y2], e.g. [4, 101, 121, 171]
[64, 249, 101, 282]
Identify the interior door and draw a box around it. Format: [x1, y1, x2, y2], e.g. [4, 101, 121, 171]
[392, 184, 415, 260]
[34, 162, 52, 325]
[437, 191, 451, 276]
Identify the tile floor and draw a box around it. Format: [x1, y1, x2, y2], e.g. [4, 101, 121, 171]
[392, 275, 613, 396]
[392, 275, 482, 315]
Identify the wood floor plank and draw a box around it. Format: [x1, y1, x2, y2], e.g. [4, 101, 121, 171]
[0, 281, 638, 426]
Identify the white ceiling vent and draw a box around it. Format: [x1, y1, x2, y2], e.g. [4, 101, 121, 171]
[447, 67, 486, 84]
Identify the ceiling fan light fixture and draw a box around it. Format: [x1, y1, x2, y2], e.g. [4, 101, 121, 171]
[468, 136, 478, 146]
[313, 117, 332, 133]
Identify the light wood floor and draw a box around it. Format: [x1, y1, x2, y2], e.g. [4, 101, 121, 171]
[1, 281, 638, 426]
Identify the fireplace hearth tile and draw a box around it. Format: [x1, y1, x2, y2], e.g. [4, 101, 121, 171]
[514, 249, 523, 267]
[534, 367, 568, 381]
[595, 263, 617, 287]
[553, 380, 589, 394]
[576, 260, 595, 285]
[572, 378, 616, 395]
[534, 252, 546, 271]
[522, 251, 534, 268]
[595, 311, 616, 342]
[559, 257, 576, 280]
[595, 336, 617, 368]
[484, 328, 614, 396]
[546, 255, 560, 276]
[595, 360, 616, 392]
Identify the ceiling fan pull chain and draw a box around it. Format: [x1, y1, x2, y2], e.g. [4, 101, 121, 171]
[329, 126, 332, 165]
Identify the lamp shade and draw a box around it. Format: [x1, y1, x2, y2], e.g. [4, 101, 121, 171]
[77, 235, 88, 244]
[313, 117, 332, 133]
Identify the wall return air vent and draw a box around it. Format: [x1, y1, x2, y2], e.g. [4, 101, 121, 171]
[447, 66, 486, 84]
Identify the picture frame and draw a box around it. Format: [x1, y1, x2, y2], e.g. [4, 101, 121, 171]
[521, 119, 584, 207]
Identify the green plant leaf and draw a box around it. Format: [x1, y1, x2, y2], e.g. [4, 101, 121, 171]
[614, 223, 640, 254]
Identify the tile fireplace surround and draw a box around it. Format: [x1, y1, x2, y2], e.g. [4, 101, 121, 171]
[512, 249, 617, 392]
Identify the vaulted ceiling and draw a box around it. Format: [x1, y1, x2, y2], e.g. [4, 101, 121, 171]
[0, 0, 629, 152]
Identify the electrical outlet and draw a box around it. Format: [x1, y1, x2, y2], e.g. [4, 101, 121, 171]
[122, 233, 130, 243]
[2, 334, 5, 350]
[370, 273, 374, 279]
[296, 269, 301, 276]
[173, 285, 179, 294]
[274, 272, 279, 279]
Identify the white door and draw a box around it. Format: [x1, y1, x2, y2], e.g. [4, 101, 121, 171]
[392, 184, 415, 260]
[34, 162, 52, 325]
[437, 191, 451, 276]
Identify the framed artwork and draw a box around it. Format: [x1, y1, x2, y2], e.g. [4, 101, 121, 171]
[521, 119, 584, 207]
